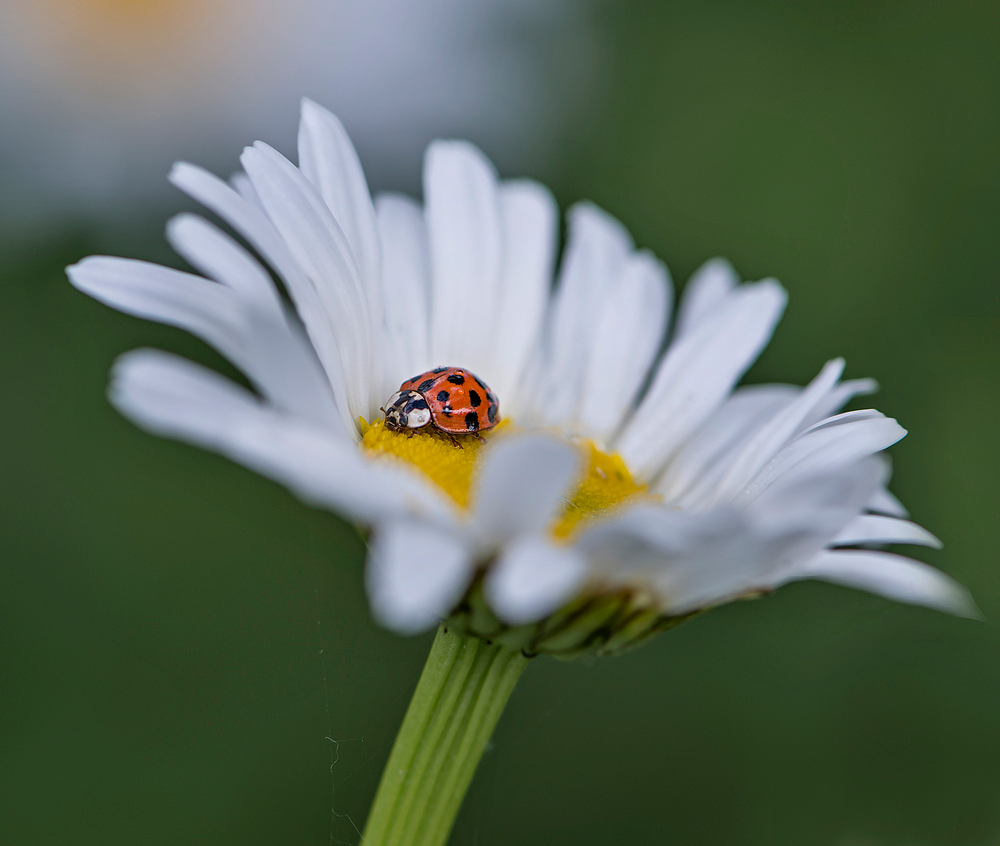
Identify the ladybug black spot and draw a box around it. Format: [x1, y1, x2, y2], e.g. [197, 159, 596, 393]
[469, 390, 481, 408]
[487, 402, 498, 423]
[442, 406, 453, 416]
[432, 366, 448, 373]
[446, 373, 465, 385]
[465, 412, 480, 431]
[436, 390, 450, 402]
[417, 379, 435, 393]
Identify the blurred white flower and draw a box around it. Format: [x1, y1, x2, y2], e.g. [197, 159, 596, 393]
[0, 0, 599, 224]
[69, 100, 976, 648]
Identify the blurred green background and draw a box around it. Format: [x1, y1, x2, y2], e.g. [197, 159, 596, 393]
[3, 1, 1000, 844]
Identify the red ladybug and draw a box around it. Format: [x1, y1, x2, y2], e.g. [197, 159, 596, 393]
[383, 367, 499, 436]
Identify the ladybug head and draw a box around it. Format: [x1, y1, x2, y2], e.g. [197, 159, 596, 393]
[383, 389, 432, 432]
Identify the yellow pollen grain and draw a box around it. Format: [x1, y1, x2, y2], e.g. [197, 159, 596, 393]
[361, 417, 652, 536]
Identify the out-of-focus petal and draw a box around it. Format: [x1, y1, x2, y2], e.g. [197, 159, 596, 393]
[367, 520, 473, 633]
[486, 536, 587, 625]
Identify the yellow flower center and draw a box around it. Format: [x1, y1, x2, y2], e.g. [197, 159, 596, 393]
[360, 417, 652, 538]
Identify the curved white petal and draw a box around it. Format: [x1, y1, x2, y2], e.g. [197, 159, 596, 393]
[658, 384, 799, 508]
[69, 256, 343, 432]
[375, 192, 433, 396]
[869, 485, 909, 518]
[110, 349, 456, 527]
[298, 99, 382, 307]
[737, 412, 906, 508]
[367, 520, 473, 634]
[168, 162, 355, 435]
[424, 140, 503, 379]
[576, 505, 777, 615]
[241, 141, 377, 421]
[490, 179, 558, 409]
[784, 550, 980, 618]
[692, 358, 847, 507]
[616, 279, 788, 481]
[831, 514, 942, 548]
[578, 251, 671, 444]
[166, 213, 283, 314]
[532, 202, 633, 427]
[469, 434, 582, 550]
[673, 257, 739, 338]
[802, 377, 878, 431]
[486, 536, 587, 625]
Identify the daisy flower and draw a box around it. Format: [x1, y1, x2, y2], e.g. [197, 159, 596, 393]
[68, 99, 975, 656]
[69, 98, 978, 846]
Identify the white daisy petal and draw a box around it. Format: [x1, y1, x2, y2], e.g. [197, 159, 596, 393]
[166, 213, 283, 314]
[658, 385, 800, 507]
[831, 514, 942, 548]
[69, 256, 343, 431]
[367, 520, 474, 634]
[486, 536, 587, 625]
[784, 550, 980, 619]
[298, 98, 382, 303]
[425, 140, 503, 378]
[577, 505, 776, 615]
[241, 141, 376, 421]
[738, 412, 907, 507]
[616, 279, 788, 480]
[533, 202, 633, 426]
[802, 377, 879, 430]
[110, 349, 456, 526]
[168, 162, 355, 435]
[375, 193, 433, 396]
[691, 358, 847, 507]
[490, 179, 558, 408]
[578, 251, 671, 444]
[673, 257, 738, 338]
[470, 434, 582, 549]
[868, 485, 910, 518]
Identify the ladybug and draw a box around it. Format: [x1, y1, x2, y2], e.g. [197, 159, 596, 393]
[382, 367, 499, 437]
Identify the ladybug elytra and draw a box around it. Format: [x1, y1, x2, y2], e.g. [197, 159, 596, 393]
[382, 367, 499, 436]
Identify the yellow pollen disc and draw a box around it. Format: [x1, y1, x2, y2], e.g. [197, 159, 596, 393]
[360, 418, 653, 537]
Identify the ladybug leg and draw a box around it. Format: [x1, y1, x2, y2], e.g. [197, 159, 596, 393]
[448, 434, 464, 450]
[473, 432, 485, 443]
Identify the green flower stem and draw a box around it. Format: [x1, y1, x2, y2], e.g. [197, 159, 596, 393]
[362, 624, 531, 846]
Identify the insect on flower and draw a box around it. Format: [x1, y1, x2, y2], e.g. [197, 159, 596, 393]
[382, 367, 499, 439]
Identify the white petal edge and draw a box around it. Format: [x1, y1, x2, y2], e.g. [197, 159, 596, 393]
[673, 257, 738, 338]
[830, 514, 942, 548]
[486, 536, 587, 625]
[784, 550, 980, 619]
[367, 520, 473, 634]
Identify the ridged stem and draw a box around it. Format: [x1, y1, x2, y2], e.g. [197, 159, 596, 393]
[362, 624, 531, 846]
